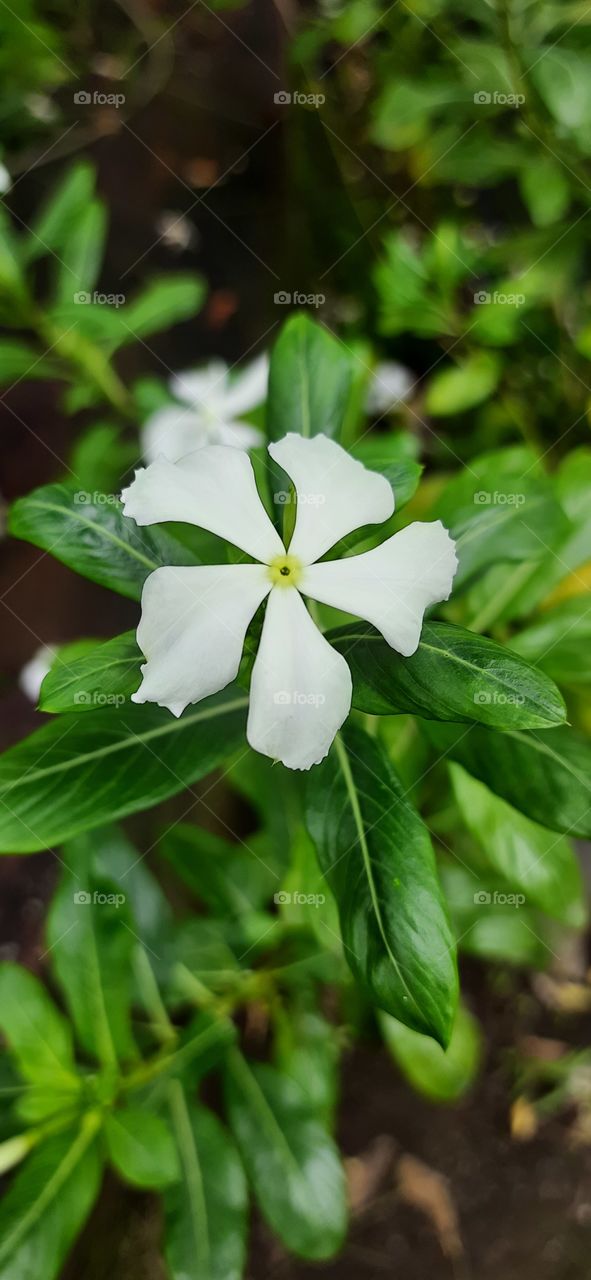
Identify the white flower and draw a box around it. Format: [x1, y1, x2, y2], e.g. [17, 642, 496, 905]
[19, 645, 56, 702]
[141, 355, 267, 464]
[0, 162, 11, 197]
[366, 361, 414, 414]
[121, 434, 457, 771]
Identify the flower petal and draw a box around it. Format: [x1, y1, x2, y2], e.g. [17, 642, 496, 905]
[269, 433, 394, 564]
[302, 521, 458, 656]
[171, 360, 228, 408]
[366, 361, 414, 414]
[121, 447, 284, 563]
[217, 420, 265, 450]
[247, 587, 352, 770]
[222, 353, 269, 418]
[141, 405, 208, 465]
[133, 563, 271, 716]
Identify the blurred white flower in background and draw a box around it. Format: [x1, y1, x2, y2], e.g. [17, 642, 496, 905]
[19, 645, 56, 702]
[141, 354, 267, 464]
[0, 162, 12, 196]
[366, 361, 415, 414]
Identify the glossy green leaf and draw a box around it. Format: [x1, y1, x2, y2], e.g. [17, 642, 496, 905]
[306, 726, 458, 1045]
[105, 1108, 180, 1189]
[328, 621, 566, 728]
[425, 722, 591, 837]
[8, 484, 200, 601]
[225, 1051, 347, 1260]
[0, 1118, 102, 1280]
[46, 835, 138, 1066]
[274, 1004, 339, 1124]
[165, 1088, 247, 1280]
[39, 631, 141, 713]
[0, 688, 248, 852]
[380, 1003, 481, 1102]
[116, 275, 206, 347]
[267, 313, 352, 441]
[450, 765, 586, 926]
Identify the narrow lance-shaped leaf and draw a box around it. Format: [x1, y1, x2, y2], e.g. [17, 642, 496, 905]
[165, 1086, 247, 1280]
[328, 621, 566, 729]
[224, 1051, 347, 1261]
[425, 722, 591, 837]
[8, 484, 204, 601]
[306, 725, 458, 1045]
[0, 687, 248, 853]
[0, 964, 77, 1089]
[105, 1108, 180, 1189]
[0, 1118, 102, 1280]
[46, 835, 138, 1067]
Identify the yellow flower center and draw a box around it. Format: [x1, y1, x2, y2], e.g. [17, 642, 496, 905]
[267, 553, 303, 588]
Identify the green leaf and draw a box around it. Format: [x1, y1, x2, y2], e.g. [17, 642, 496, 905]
[225, 1051, 347, 1260]
[440, 863, 553, 968]
[519, 156, 570, 227]
[425, 352, 501, 416]
[106, 1108, 180, 1189]
[0, 688, 248, 853]
[159, 823, 277, 915]
[165, 1087, 247, 1280]
[306, 726, 458, 1045]
[55, 198, 107, 302]
[434, 447, 570, 587]
[267, 314, 352, 441]
[328, 621, 566, 729]
[425, 722, 591, 837]
[350, 440, 422, 511]
[380, 1003, 481, 1102]
[510, 598, 591, 685]
[92, 824, 172, 951]
[39, 632, 141, 713]
[533, 49, 591, 129]
[0, 1117, 102, 1280]
[23, 160, 96, 263]
[115, 275, 206, 347]
[0, 340, 60, 384]
[450, 764, 587, 926]
[274, 1004, 339, 1124]
[8, 484, 203, 601]
[0, 964, 77, 1090]
[46, 836, 138, 1066]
